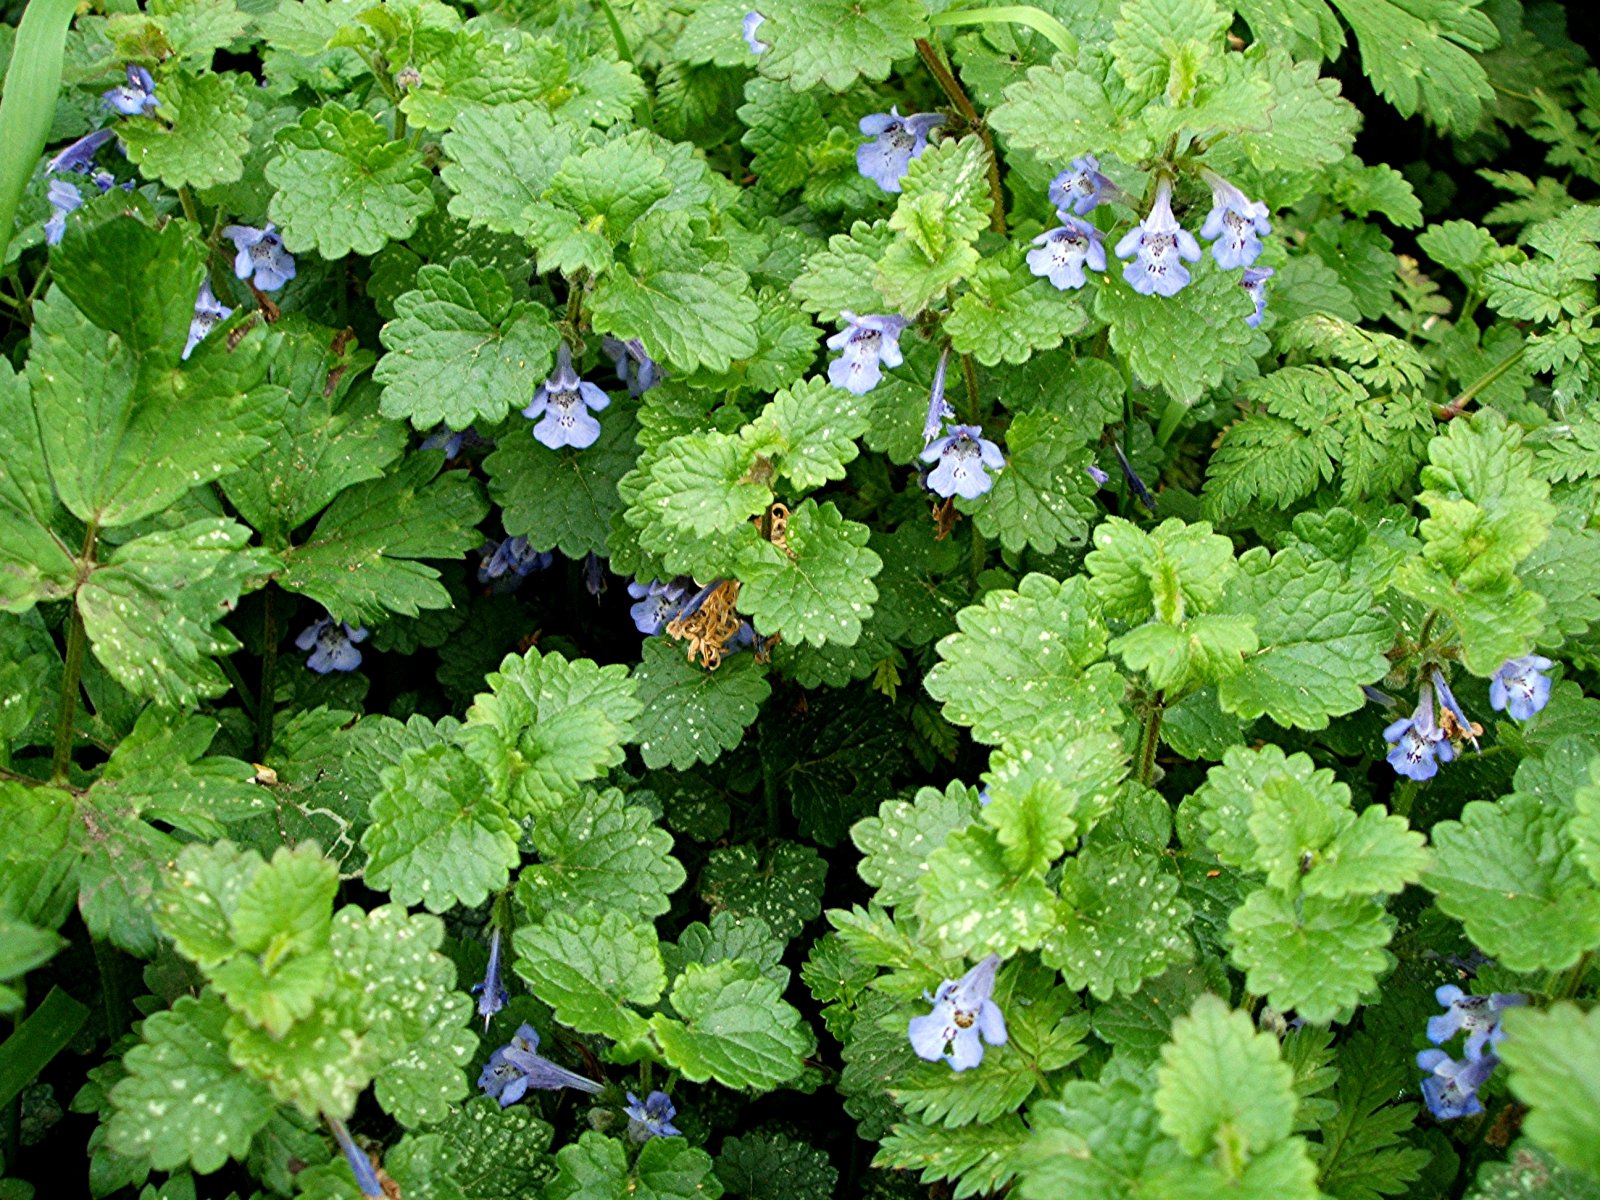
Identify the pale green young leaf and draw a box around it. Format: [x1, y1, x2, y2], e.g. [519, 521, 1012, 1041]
[1013, 1079, 1166, 1199]
[1228, 890, 1394, 1023]
[107, 991, 276, 1174]
[702, 841, 826, 942]
[734, 499, 882, 647]
[851, 782, 981, 908]
[362, 743, 519, 914]
[1225, 49, 1357, 174]
[678, 0, 759, 66]
[631, 636, 771, 772]
[876, 138, 991, 316]
[1044, 845, 1192, 1000]
[373, 258, 560, 430]
[512, 907, 662, 1045]
[1499, 1004, 1600, 1177]
[982, 728, 1128, 875]
[278, 453, 488, 624]
[397, 30, 573, 131]
[106, 0, 250, 64]
[440, 102, 580, 236]
[1086, 516, 1237, 624]
[790, 220, 893, 321]
[1111, 612, 1258, 692]
[742, 377, 872, 493]
[945, 249, 1089, 366]
[915, 825, 1055, 959]
[590, 212, 761, 375]
[652, 958, 809, 1090]
[1187, 744, 1352, 878]
[738, 77, 827, 193]
[1302, 805, 1428, 899]
[1156, 994, 1295, 1159]
[120, 70, 250, 190]
[463, 647, 640, 816]
[990, 56, 1156, 166]
[925, 573, 1124, 745]
[79, 519, 275, 707]
[1424, 790, 1600, 972]
[756, 0, 926, 92]
[1110, 0, 1231, 98]
[266, 102, 435, 258]
[517, 787, 685, 921]
[1218, 547, 1395, 730]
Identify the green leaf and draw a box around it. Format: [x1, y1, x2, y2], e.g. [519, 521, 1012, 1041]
[852, 782, 981, 909]
[1467, 1143, 1600, 1200]
[548, 1132, 722, 1200]
[1218, 547, 1396, 730]
[790, 220, 893, 321]
[1012, 1078, 1166, 1200]
[990, 57, 1155, 167]
[517, 787, 685, 921]
[701, 841, 826, 942]
[120, 69, 250, 190]
[1500, 1004, 1600, 1178]
[1326, 0, 1497, 134]
[511, 907, 661, 1046]
[278, 453, 488, 624]
[734, 499, 882, 648]
[1156, 994, 1295, 1162]
[1424, 790, 1600, 972]
[946, 249, 1089, 366]
[982, 729, 1128, 875]
[628, 430, 769, 539]
[462, 647, 641, 817]
[667, 910, 788, 990]
[925, 574, 1124, 746]
[1086, 516, 1237, 624]
[1094, 259, 1258, 405]
[432, 1097, 555, 1200]
[1109, 0, 1231, 98]
[485, 400, 636, 560]
[875, 1116, 1026, 1200]
[107, 991, 276, 1174]
[0, 917, 63, 1013]
[440, 102, 580, 236]
[915, 825, 1055, 959]
[652, 958, 809, 1090]
[876, 138, 992, 316]
[756, 0, 926, 92]
[266, 102, 435, 259]
[1303, 805, 1429, 900]
[742, 377, 871, 493]
[717, 1132, 838, 1200]
[590, 212, 760, 375]
[1043, 845, 1192, 1001]
[362, 743, 520, 914]
[631, 636, 771, 771]
[0, 361, 74, 611]
[373, 258, 560, 431]
[1228, 890, 1394, 1024]
[79, 519, 276, 707]
[1223, 49, 1358, 174]
[969, 409, 1099, 556]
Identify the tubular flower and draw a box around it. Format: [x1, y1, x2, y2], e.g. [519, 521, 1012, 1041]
[826, 311, 908, 395]
[742, 10, 769, 55]
[1115, 179, 1201, 297]
[523, 343, 610, 450]
[471, 927, 509, 1031]
[1047, 154, 1118, 216]
[103, 64, 159, 116]
[908, 954, 1008, 1071]
[183, 280, 234, 360]
[624, 1091, 681, 1141]
[1427, 985, 1524, 1061]
[921, 424, 1004, 500]
[478, 1024, 603, 1107]
[856, 108, 942, 193]
[1240, 266, 1273, 326]
[922, 343, 954, 446]
[1199, 171, 1271, 269]
[1383, 679, 1453, 781]
[224, 223, 297, 292]
[295, 615, 368, 673]
[1488, 655, 1554, 721]
[1027, 216, 1107, 291]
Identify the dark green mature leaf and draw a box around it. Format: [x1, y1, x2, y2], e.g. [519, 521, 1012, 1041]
[374, 258, 560, 430]
[717, 1132, 839, 1200]
[120, 69, 251, 190]
[441, 102, 580, 236]
[968, 409, 1099, 556]
[517, 787, 685, 920]
[702, 841, 826, 942]
[756, 0, 926, 92]
[735, 499, 882, 648]
[632, 636, 771, 771]
[653, 958, 809, 1089]
[266, 102, 435, 258]
[278, 453, 488, 624]
[1327, 0, 1497, 134]
[432, 1097, 556, 1200]
[512, 907, 661, 1047]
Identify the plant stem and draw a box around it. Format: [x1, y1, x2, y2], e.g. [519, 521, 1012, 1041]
[970, 524, 986, 584]
[1137, 692, 1164, 785]
[914, 38, 1006, 234]
[92, 937, 130, 1039]
[960, 351, 981, 424]
[927, 5, 1078, 59]
[50, 522, 98, 785]
[256, 589, 279, 759]
[177, 184, 199, 226]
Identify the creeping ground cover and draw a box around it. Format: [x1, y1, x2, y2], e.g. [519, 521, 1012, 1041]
[4, 0, 1600, 1196]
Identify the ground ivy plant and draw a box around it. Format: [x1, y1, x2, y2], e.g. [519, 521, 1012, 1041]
[1, 0, 1599, 1196]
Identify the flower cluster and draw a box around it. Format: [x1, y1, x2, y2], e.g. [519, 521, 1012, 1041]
[478, 535, 553, 592]
[524, 343, 611, 450]
[478, 1024, 603, 1107]
[41, 129, 131, 246]
[1417, 985, 1523, 1120]
[295, 614, 368, 674]
[917, 344, 1004, 501]
[907, 954, 1008, 1071]
[1384, 657, 1553, 779]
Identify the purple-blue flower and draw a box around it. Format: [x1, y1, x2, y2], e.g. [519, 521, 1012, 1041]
[1086, 463, 1110, 487]
[1417, 1048, 1499, 1121]
[478, 536, 553, 591]
[603, 335, 661, 396]
[422, 425, 465, 458]
[856, 108, 942, 193]
[45, 128, 115, 176]
[44, 180, 83, 246]
[328, 1117, 384, 1199]
[1199, 172, 1271, 269]
[1113, 443, 1157, 514]
[1114, 179, 1201, 298]
[479, 1023, 603, 1107]
[1026, 216, 1106, 291]
[742, 10, 769, 55]
[1241, 266, 1273, 327]
[295, 615, 368, 673]
[629, 578, 692, 635]
[922, 343, 954, 446]
[1430, 668, 1480, 751]
[908, 953, 1007, 1071]
[102, 64, 159, 116]
[1427, 985, 1524, 1060]
[584, 551, 605, 599]
[826, 311, 907, 395]
[624, 1091, 681, 1141]
[183, 280, 233, 360]
[1489, 655, 1554, 721]
[1048, 155, 1117, 217]
[471, 928, 509, 1031]
[921, 424, 1004, 501]
[223, 222, 296, 292]
[523, 343, 609, 450]
[1384, 680, 1453, 781]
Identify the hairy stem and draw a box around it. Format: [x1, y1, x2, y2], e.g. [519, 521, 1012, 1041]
[960, 351, 981, 424]
[50, 522, 98, 784]
[177, 184, 199, 226]
[1137, 693, 1165, 785]
[914, 38, 1006, 234]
